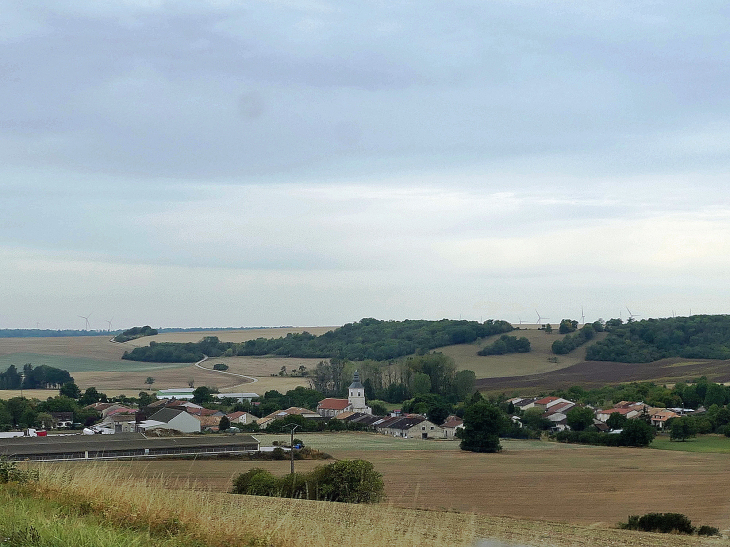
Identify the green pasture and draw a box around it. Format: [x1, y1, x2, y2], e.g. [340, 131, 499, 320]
[650, 434, 730, 453]
[0, 353, 189, 373]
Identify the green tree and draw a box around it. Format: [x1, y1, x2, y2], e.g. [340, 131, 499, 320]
[670, 417, 696, 442]
[369, 401, 388, 416]
[566, 406, 595, 431]
[410, 372, 431, 396]
[606, 412, 628, 430]
[219, 415, 231, 431]
[619, 419, 655, 447]
[137, 391, 155, 407]
[559, 319, 578, 334]
[459, 401, 509, 453]
[192, 386, 215, 405]
[79, 387, 106, 406]
[704, 383, 726, 407]
[59, 382, 81, 399]
[521, 407, 552, 430]
[453, 369, 476, 400]
[144, 377, 155, 389]
[544, 324, 553, 334]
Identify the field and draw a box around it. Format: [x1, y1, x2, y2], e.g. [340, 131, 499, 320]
[651, 433, 730, 453]
[71, 432, 730, 533]
[439, 327, 603, 378]
[0, 328, 332, 396]
[476, 356, 730, 394]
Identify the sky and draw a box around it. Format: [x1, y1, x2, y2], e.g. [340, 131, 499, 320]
[2, 1, 730, 330]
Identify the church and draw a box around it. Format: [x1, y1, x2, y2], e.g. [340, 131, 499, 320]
[316, 371, 372, 417]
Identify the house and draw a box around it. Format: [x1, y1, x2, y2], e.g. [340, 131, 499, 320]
[49, 412, 74, 428]
[533, 397, 572, 411]
[544, 401, 575, 416]
[257, 407, 320, 429]
[195, 415, 223, 432]
[513, 398, 537, 411]
[100, 413, 139, 434]
[227, 411, 257, 425]
[595, 407, 640, 423]
[317, 398, 353, 417]
[142, 408, 201, 433]
[440, 415, 463, 439]
[376, 415, 443, 439]
[650, 409, 680, 429]
[185, 408, 224, 418]
[545, 412, 569, 431]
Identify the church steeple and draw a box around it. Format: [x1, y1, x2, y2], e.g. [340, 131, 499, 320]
[347, 370, 371, 415]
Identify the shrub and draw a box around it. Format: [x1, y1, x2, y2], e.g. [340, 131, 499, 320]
[621, 512, 694, 534]
[697, 525, 720, 536]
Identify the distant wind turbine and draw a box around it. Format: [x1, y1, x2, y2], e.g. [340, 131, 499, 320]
[106, 317, 113, 332]
[535, 310, 549, 327]
[78, 313, 92, 331]
[626, 307, 640, 321]
[581, 306, 585, 325]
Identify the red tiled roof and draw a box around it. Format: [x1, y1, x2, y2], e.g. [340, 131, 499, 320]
[317, 398, 352, 410]
[534, 396, 560, 405]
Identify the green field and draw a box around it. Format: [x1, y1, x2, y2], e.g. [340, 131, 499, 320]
[0, 353, 188, 373]
[651, 434, 730, 453]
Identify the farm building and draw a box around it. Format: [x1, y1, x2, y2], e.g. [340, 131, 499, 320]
[440, 415, 463, 439]
[143, 408, 202, 433]
[317, 398, 353, 417]
[214, 393, 259, 403]
[156, 388, 195, 400]
[0, 433, 259, 461]
[376, 415, 443, 439]
[227, 411, 257, 425]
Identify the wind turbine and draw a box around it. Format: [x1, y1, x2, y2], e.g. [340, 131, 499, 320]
[106, 317, 113, 332]
[626, 307, 640, 321]
[535, 310, 549, 328]
[581, 306, 586, 325]
[78, 313, 92, 331]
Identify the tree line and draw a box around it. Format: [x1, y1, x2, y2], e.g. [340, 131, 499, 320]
[585, 314, 730, 362]
[113, 325, 158, 343]
[0, 364, 73, 390]
[122, 318, 514, 363]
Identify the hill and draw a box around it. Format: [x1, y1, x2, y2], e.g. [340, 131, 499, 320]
[587, 315, 730, 362]
[120, 318, 515, 363]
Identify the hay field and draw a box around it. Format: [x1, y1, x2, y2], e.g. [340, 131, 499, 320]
[84, 433, 730, 532]
[439, 329, 602, 379]
[120, 327, 335, 347]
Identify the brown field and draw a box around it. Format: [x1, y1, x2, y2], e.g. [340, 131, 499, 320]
[476, 357, 730, 394]
[76, 433, 730, 533]
[0, 335, 123, 361]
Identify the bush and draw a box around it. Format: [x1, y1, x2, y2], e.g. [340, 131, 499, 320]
[621, 513, 694, 534]
[697, 525, 720, 536]
[231, 459, 384, 503]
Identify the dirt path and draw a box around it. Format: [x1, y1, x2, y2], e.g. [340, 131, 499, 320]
[193, 355, 258, 388]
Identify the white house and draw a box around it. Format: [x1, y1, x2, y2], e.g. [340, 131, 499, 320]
[143, 408, 201, 433]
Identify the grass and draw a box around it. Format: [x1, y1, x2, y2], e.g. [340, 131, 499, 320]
[651, 434, 730, 453]
[11, 457, 723, 547]
[0, 352, 187, 373]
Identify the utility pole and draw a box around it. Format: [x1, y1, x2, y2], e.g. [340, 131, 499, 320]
[289, 424, 300, 475]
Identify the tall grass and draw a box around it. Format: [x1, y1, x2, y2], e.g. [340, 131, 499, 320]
[15, 464, 478, 547]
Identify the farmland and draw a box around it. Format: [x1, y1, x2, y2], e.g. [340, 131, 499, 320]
[476, 356, 730, 394]
[77, 432, 730, 533]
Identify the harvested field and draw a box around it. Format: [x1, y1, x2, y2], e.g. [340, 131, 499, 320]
[120, 327, 335, 347]
[476, 357, 730, 394]
[71, 433, 730, 533]
[0, 335, 123, 361]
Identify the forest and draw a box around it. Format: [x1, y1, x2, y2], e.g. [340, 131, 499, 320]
[585, 315, 730, 362]
[122, 318, 514, 363]
[0, 364, 74, 390]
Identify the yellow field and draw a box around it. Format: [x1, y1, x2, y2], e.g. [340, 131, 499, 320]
[62, 432, 730, 541]
[439, 328, 605, 377]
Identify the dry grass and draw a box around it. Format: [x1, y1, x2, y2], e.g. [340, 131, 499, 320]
[438, 329, 606, 378]
[32, 454, 725, 547]
[75, 433, 730, 533]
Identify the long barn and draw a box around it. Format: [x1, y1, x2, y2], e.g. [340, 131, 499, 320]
[0, 433, 259, 461]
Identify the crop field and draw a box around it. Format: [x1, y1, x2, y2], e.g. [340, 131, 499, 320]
[439, 328, 605, 378]
[476, 356, 730, 394]
[121, 327, 335, 347]
[74, 432, 730, 533]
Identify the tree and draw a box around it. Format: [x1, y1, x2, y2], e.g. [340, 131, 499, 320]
[459, 401, 509, 453]
[79, 387, 106, 406]
[521, 407, 552, 431]
[544, 324, 553, 334]
[59, 382, 81, 399]
[606, 412, 628, 430]
[410, 372, 431, 396]
[138, 391, 155, 407]
[670, 417, 696, 442]
[192, 386, 215, 405]
[453, 370, 476, 400]
[559, 319, 578, 334]
[566, 406, 594, 431]
[219, 415, 231, 431]
[369, 401, 388, 416]
[145, 377, 155, 389]
[619, 419, 655, 447]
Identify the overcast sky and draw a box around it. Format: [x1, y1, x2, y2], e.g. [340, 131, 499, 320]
[2, 1, 730, 330]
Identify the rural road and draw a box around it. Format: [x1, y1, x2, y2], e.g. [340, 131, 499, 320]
[193, 355, 259, 387]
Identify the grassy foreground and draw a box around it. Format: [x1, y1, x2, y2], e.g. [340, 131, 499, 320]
[651, 434, 730, 453]
[1, 463, 726, 547]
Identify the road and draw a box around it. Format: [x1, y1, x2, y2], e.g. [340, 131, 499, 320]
[193, 355, 259, 389]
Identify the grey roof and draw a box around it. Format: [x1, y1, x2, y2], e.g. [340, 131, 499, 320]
[148, 408, 185, 423]
[379, 416, 427, 430]
[0, 432, 259, 458]
[348, 370, 364, 390]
